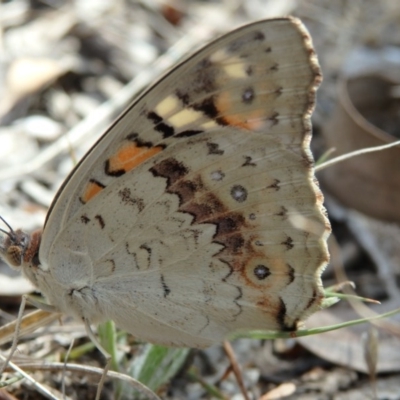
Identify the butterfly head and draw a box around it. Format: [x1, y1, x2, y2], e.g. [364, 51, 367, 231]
[0, 216, 41, 271]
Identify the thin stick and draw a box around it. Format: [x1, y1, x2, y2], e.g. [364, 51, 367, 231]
[315, 140, 400, 172]
[0, 296, 27, 375]
[1, 361, 162, 400]
[84, 319, 111, 400]
[223, 341, 250, 400]
[62, 338, 75, 399]
[0, 354, 58, 400]
[0, 309, 61, 346]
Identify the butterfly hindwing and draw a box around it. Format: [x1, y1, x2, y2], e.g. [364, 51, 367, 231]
[34, 17, 329, 347]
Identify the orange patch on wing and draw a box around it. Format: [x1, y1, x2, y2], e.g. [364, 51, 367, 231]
[81, 180, 105, 203]
[108, 143, 163, 174]
[215, 92, 266, 130]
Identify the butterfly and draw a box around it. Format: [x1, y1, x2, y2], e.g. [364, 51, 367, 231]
[0, 17, 330, 349]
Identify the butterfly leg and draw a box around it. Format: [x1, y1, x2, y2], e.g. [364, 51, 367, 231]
[0, 295, 27, 376]
[83, 318, 111, 400]
[25, 294, 59, 313]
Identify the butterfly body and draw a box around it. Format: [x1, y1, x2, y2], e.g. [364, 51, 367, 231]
[0, 17, 330, 348]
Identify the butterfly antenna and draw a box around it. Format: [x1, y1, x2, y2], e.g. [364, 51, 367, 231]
[0, 216, 16, 239]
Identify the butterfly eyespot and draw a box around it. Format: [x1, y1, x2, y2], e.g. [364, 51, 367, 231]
[230, 185, 248, 203]
[210, 170, 225, 181]
[249, 213, 256, 220]
[254, 265, 271, 280]
[242, 87, 255, 104]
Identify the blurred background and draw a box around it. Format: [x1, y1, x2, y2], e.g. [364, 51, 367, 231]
[0, 0, 400, 399]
